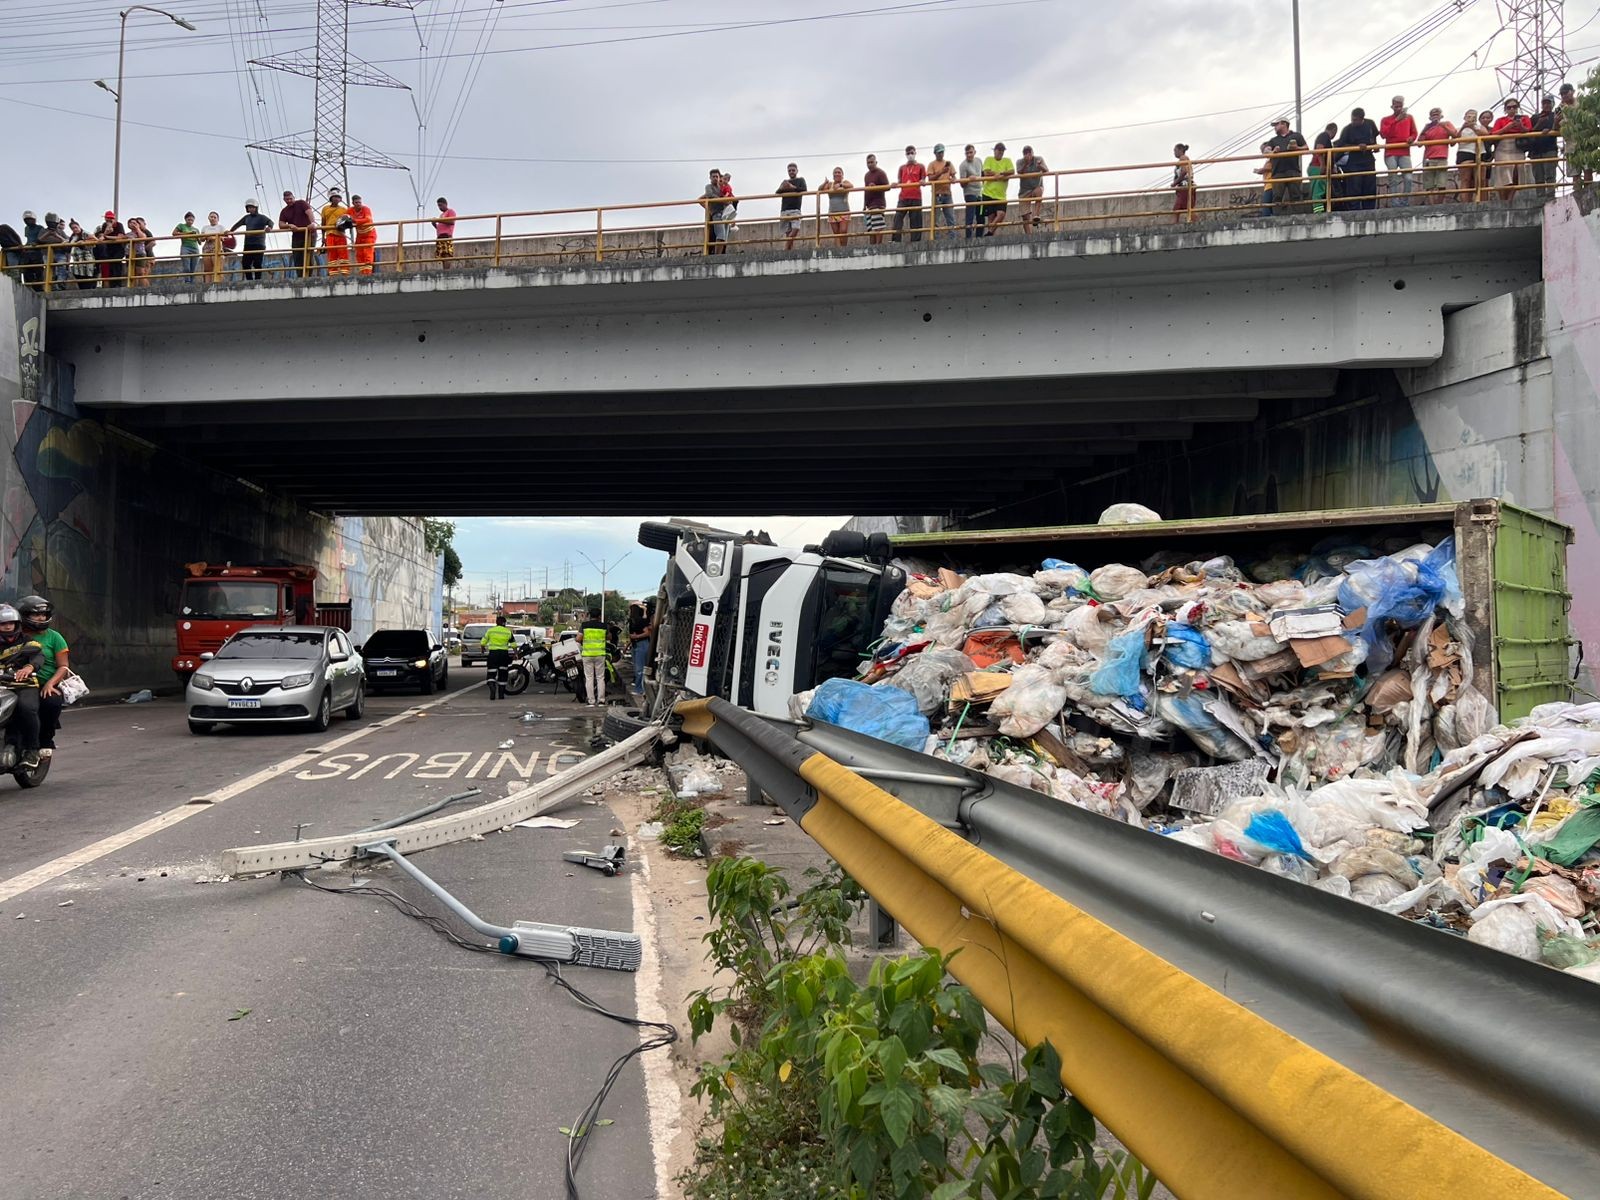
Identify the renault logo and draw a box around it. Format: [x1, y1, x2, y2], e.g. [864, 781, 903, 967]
[240, 678, 255, 693]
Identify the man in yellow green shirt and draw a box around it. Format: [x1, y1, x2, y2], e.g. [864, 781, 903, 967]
[982, 142, 1014, 236]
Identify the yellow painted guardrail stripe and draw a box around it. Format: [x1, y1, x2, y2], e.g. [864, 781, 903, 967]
[785, 750, 1561, 1200]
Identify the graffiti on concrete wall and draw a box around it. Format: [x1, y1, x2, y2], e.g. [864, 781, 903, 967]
[1, 278, 440, 689]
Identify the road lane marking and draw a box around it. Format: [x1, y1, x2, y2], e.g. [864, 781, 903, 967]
[0, 683, 484, 904]
[629, 835, 684, 1198]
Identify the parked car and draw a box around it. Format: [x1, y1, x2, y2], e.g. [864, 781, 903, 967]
[187, 626, 364, 735]
[360, 628, 448, 694]
[459, 622, 493, 668]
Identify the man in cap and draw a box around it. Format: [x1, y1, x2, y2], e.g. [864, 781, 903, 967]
[1416, 107, 1457, 204]
[95, 210, 127, 287]
[19, 210, 44, 287]
[321, 189, 350, 275]
[278, 189, 317, 278]
[229, 199, 273, 281]
[347, 193, 377, 275]
[1526, 94, 1561, 196]
[432, 196, 457, 268]
[1265, 117, 1308, 215]
[927, 143, 956, 238]
[35, 213, 68, 290]
[982, 142, 1014, 235]
[892, 145, 926, 243]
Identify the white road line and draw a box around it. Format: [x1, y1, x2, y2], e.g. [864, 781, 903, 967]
[630, 840, 685, 1199]
[0, 683, 483, 905]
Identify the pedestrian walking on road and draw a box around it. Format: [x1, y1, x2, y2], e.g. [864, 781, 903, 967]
[579, 608, 609, 708]
[278, 190, 317, 278]
[862, 153, 890, 244]
[432, 197, 457, 267]
[892, 145, 926, 243]
[322, 190, 351, 275]
[959, 144, 985, 237]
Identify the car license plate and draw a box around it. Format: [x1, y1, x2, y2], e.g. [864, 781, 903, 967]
[377, 669, 399, 677]
[227, 698, 262, 710]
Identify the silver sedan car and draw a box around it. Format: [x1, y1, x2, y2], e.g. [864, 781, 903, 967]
[186, 625, 365, 735]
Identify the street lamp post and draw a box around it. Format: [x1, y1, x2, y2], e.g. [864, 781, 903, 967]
[580, 552, 632, 619]
[1292, 0, 1304, 136]
[99, 6, 196, 218]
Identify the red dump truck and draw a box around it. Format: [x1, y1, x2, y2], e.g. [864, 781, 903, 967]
[171, 562, 352, 684]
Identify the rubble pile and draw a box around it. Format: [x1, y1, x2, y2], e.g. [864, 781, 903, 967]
[798, 524, 1600, 978]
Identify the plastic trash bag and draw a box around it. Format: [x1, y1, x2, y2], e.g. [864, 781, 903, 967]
[1097, 502, 1162, 525]
[1088, 564, 1149, 601]
[1208, 620, 1286, 663]
[1001, 591, 1050, 626]
[882, 648, 973, 716]
[1242, 810, 1312, 860]
[990, 665, 1069, 738]
[1339, 538, 1456, 675]
[973, 602, 1009, 629]
[1055, 604, 1117, 656]
[1036, 566, 1091, 595]
[806, 677, 930, 750]
[1151, 690, 1259, 761]
[968, 572, 1037, 597]
[1090, 628, 1148, 697]
[1162, 623, 1212, 670]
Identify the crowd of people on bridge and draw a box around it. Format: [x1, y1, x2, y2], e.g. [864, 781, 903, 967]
[2, 79, 1591, 285]
[0, 192, 461, 291]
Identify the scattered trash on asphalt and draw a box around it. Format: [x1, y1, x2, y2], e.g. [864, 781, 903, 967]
[227, 1008, 252, 1021]
[520, 711, 542, 723]
[764, 817, 788, 826]
[56, 900, 73, 907]
[635, 821, 664, 840]
[123, 690, 154, 704]
[563, 844, 626, 875]
[514, 816, 580, 830]
[498, 739, 516, 749]
[799, 529, 1600, 978]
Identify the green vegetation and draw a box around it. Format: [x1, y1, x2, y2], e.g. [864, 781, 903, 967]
[422, 518, 463, 589]
[1567, 65, 1600, 179]
[651, 793, 710, 857]
[680, 857, 1158, 1200]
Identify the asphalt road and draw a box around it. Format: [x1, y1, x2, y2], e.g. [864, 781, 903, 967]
[0, 666, 664, 1200]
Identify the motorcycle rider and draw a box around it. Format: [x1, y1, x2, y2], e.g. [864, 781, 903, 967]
[479, 613, 516, 700]
[0, 604, 44, 769]
[17, 595, 67, 757]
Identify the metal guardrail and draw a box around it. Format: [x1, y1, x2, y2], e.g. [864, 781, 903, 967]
[678, 696, 1597, 1200]
[1, 133, 1576, 293]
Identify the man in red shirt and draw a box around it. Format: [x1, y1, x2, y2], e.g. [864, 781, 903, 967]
[1490, 99, 1532, 203]
[277, 190, 317, 278]
[892, 145, 926, 244]
[1378, 94, 1418, 207]
[432, 196, 457, 268]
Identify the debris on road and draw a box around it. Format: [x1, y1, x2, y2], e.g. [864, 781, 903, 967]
[807, 531, 1600, 976]
[562, 845, 627, 876]
[122, 690, 154, 704]
[227, 1008, 252, 1021]
[498, 738, 516, 749]
[514, 816, 581, 830]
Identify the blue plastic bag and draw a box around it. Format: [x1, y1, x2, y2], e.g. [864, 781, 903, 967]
[806, 678, 931, 750]
[1091, 628, 1148, 697]
[1163, 623, 1212, 670]
[1339, 537, 1456, 675]
[1243, 810, 1311, 860]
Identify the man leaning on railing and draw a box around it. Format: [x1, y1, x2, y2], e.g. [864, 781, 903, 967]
[1526, 95, 1560, 197]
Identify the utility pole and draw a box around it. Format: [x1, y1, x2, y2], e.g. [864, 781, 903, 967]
[96, 6, 197, 220]
[580, 552, 631, 619]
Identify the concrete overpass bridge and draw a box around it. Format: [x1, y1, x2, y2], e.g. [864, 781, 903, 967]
[42, 207, 1543, 517]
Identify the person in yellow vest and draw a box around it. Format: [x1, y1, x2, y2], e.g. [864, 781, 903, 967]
[579, 607, 609, 708]
[348, 193, 377, 276]
[479, 613, 516, 700]
[321, 189, 350, 275]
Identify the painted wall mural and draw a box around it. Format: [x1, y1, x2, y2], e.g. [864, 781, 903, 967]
[1, 280, 440, 691]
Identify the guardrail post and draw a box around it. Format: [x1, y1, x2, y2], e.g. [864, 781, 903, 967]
[396, 221, 405, 274]
[595, 208, 604, 263]
[494, 215, 503, 267]
[866, 897, 900, 949]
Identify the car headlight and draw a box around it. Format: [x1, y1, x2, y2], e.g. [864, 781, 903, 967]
[412, 659, 428, 669]
[191, 674, 216, 691]
[280, 672, 313, 689]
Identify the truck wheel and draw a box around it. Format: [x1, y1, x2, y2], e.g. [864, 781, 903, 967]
[309, 690, 332, 732]
[602, 707, 656, 744]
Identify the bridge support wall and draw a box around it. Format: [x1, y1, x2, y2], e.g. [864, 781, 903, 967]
[1, 281, 441, 691]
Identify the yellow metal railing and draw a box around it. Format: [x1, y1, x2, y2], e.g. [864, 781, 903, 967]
[0, 133, 1575, 293]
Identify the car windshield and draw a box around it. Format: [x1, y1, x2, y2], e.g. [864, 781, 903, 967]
[182, 580, 280, 620]
[214, 632, 325, 661]
[364, 630, 429, 656]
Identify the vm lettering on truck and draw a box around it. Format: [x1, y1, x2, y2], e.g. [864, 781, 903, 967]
[689, 621, 711, 668]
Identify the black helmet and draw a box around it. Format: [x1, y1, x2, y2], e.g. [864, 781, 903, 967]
[16, 595, 52, 629]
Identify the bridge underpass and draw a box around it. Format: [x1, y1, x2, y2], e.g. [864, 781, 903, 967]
[44, 208, 1541, 518]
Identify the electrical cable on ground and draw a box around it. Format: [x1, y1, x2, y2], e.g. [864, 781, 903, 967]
[290, 867, 678, 1200]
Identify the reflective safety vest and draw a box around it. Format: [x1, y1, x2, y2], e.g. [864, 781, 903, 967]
[581, 624, 608, 658]
[480, 625, 515, 651]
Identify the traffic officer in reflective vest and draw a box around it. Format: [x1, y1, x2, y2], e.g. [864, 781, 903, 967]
[480, 614, 516, 700]
[579, 608, 609, 708]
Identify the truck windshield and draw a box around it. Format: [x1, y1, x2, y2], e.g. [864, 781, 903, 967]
[214, 632, 325, 660]
[813, 566, 880, 683]
[182, 581, 280, 620]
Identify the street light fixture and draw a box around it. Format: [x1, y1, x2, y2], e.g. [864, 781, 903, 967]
[103, 5, 198, 218]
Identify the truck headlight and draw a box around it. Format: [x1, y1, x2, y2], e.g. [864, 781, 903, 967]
[281, 672, 313, 689]
[706, 540, 727, 577]
[191, 674, 216, 691]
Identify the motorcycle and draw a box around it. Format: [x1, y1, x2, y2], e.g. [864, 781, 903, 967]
[0, 673, 49, 789]
[502, 641, 557, 697]
[549, 631, 584, 694]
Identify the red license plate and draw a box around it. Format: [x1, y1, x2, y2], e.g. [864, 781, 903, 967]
[689, 622, 710, 668]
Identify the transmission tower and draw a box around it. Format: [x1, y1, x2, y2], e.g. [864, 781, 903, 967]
[1495, 0, 1569, 103]
[249, 0, 412, 202]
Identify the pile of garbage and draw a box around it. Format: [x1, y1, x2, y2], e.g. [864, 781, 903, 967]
[797, 520, 1600, 979]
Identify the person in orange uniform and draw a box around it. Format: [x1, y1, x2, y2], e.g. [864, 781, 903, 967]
[321, 189, 350, 275]
[348, 193, 377, 275]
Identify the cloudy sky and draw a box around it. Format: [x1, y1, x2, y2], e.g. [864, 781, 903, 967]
[5, 0, 1595, 595]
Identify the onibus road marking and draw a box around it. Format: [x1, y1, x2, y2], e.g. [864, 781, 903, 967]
[0, 683, 483, 905]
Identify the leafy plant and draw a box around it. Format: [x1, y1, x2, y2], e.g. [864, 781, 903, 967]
[679, 857, 1159, 1200]
[649, 793, 712, 857]
[1565, 64, 1600, 180]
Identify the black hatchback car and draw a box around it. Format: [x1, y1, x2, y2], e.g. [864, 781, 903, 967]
[359, 629, 448, 693]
